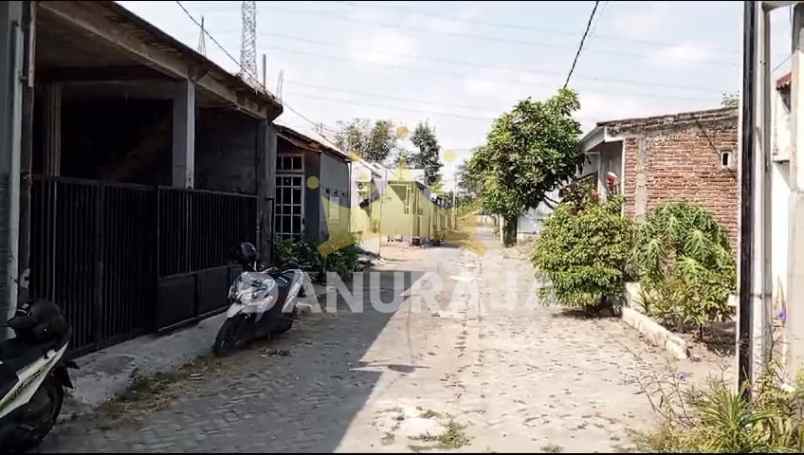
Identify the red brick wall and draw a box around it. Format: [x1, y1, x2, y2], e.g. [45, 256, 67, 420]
[616, 110, 739, 248]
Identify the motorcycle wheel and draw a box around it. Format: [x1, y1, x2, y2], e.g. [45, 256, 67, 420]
[213, 317, 246, 356]
[272, 308, 296, 336]
[5, 375, 64, 452]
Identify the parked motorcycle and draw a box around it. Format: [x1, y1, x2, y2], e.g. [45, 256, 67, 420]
[0, 299, 76, 452]
[213, 242, 305, 356]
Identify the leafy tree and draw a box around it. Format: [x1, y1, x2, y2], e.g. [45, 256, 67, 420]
[456, 159, 481, 201]
[633, 202, 736, 338]
[333, 118, 399, 162]
[469, 88, 584, 246]
[721, 91, 739, 108]
[410, 122, 443, 186]
[531, 193, 634, 313]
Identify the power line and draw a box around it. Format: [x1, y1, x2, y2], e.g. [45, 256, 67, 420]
[257, 5, 738, 67]
[288, 81, 496, 112]
[175, 1, 259, 85]
[176, 1, 335, 135]
[264, 45, 718, 102]
[285, 90, 498, 121]
[259, 31, 723, 94]
[336, 1, 739, 54]
[564, 1, 600, 89]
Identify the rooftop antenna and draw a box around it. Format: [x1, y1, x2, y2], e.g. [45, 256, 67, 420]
[240, 1, 258, 87]
[197, 15, 206, 56]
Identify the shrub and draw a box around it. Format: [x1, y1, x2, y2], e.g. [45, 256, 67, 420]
[637, 366, 804, 453]
[273, 233, 361, 281]
[273, 237, 322, 272]
[531, 193, 634, 313]
[633, 202, 736, 336]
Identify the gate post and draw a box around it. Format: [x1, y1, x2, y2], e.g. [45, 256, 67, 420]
[0, 2, 25, 338]
[257, 120, 277, 264]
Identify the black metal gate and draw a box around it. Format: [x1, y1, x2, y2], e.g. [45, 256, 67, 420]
[30, 176, 266, 356]
[155, 187, 259, 332]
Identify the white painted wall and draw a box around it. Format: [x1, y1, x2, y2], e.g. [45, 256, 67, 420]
[771, 79, 792, 340]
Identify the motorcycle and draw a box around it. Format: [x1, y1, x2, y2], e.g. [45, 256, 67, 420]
[0, 299, 76, 452]
[213, 242, 305, 356]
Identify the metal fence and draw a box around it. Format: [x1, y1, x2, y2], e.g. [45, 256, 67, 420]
[30, 176, 264, 356]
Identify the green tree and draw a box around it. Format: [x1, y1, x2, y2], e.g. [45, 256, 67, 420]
[410, 122, 443, 186]
[469, 88, 584, 246]
[721, 91, 739, 108]
[333, 118, 398, 162]
[456, 159, 481, 201]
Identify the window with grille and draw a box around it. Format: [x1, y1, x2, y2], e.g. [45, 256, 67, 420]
[277, 154, 303, 173]
[274, 174, 304, 241]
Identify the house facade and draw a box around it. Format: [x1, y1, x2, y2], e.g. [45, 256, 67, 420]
[579, 107, 740, 247]
[274, 125, 351, 245]
[350, 159, 388, 252]
[0, 2, 283, 354]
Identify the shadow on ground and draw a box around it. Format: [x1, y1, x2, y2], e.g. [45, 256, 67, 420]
[40, 270, 425, 453]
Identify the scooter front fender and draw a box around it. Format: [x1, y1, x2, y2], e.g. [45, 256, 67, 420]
[226, 303, 245, 318]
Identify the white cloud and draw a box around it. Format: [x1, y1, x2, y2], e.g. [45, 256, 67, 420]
[421, 6, 482, 34]
[650, 42, 713, 67]
[610, 2, 672, 40]
[463, 78, 500, 97]
[576, 92, 694, 132]
[348, 30, 417, 66]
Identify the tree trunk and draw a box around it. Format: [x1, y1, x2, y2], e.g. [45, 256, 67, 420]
[503, 216, 518, 247]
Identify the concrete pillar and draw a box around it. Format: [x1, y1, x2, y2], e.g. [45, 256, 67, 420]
[41, 82, 61, 176]
[786, 4, 804, 373]
[172, 80, 195, 188]
[0, 2, 24, 331]
[257, 121, 277, 262]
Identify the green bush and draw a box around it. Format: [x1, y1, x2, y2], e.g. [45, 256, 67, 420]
[633, 202, 736, 336]
[637, 367, 804, 453]
[531, 193, 634, 313]
[273, 234, 361, 281]
[273, 237, 322, 272]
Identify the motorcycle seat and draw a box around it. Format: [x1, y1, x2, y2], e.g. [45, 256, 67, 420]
[0, 361, 18, 402]
[0, 338, 58, 374]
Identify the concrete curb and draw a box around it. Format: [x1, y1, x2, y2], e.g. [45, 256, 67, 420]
[622, 282, 689, 360]
[621, 307, 689, 360]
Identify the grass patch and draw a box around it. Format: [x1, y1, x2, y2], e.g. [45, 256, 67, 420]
[541, 444, 563, 453]
[409, 420, 471, 451]
[418, 409, 442, 419]
[98, 354, 226, 426]
[381, 432, 396, 446]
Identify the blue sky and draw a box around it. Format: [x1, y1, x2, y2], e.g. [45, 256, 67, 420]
[117, 1, 793, 188]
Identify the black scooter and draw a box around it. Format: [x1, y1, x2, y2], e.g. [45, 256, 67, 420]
[0, 300, 77, 452]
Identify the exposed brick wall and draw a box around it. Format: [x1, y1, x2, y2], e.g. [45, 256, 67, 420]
[614, 108, 739, 248]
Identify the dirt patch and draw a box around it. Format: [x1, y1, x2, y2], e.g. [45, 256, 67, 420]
[97, 354, 227, 427]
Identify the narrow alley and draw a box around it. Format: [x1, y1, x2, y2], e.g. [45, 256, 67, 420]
[38, 225, 718, 453]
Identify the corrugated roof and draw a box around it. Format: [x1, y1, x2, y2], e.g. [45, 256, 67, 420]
[275, 124, 351, 161]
